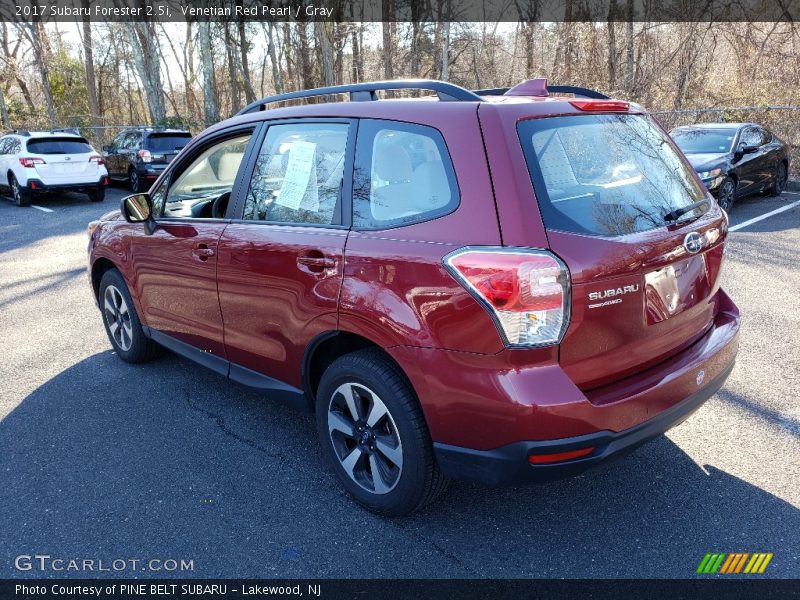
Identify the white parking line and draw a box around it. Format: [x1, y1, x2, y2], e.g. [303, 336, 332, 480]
[30, 204, 54, 213]
[729, 199, 800, 232]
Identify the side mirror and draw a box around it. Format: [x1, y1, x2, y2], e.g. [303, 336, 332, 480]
[741, 144, 759, 154]
[121, 193, 156, 235]
[103, 145, 112, 153]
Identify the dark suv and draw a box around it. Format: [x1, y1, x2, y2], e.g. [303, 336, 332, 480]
[103, 127, 192, 192]
[88, 79, 740, 515]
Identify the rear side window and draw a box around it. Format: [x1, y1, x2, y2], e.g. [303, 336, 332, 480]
[243, 122, 349, 226]
[518, 114, 707, 237]
[147, 133, 192, 152]
[27, 137, 93, 154]
[352, 120, 458, 229]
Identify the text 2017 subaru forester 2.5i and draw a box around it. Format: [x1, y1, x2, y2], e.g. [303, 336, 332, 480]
[88, 79, 740, 516]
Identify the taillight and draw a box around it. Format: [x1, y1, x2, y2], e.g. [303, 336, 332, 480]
[137, 149, 152, 163]
[444, 248, 570, 347]
[569, 99, 630, 112]
[19, 157, 45, 168]
[89, 155, 106, 166]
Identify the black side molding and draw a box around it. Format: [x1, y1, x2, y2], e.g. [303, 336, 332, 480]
[143, 327, 308, 412]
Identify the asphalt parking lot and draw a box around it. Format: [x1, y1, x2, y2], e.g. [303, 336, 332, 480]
[1, 185, 798, 579]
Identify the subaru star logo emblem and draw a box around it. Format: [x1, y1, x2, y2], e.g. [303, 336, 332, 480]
[696, 370, 706, 386]
[684, 231, 703, 254]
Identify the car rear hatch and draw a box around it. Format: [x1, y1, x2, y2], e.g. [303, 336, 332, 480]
[516, 110, 728, 391]
[145, 132, 192, 165]
[26, 137, 100, 183]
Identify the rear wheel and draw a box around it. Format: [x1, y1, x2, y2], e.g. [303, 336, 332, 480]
[129, 169, 144, 193]
[768, 163, 787, 197]
[99, 269, 164, 363]
[9, 174, 31, 207]
[315, 349, 449, 516]
[717, 176, 736, 212]
[88, 187, 105, 202]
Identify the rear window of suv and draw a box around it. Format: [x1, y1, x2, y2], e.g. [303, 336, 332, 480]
[518, 114, 707, 237]
[26, 137, 92, 154]
[146, 133, 192, 153]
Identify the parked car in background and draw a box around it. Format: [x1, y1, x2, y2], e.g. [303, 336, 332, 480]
[88, 79, 740, 515]
[670, 123, 789, 211]
[0, 129, 108, 207]
[103, 127, 192, 193]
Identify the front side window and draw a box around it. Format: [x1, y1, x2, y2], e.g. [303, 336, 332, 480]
[739, 127, 763, 148]
[243, 123, 349, 226]
[518, 114, 708, 237]
[160, 133, 251, 218]
[353, 120, 458, 228]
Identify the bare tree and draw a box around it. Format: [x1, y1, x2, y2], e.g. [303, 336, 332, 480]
[124, 21, 166, 123]
[80, 2, 101, 128]
[381, 0, 394, 79]
[26, 19, 58, 126]
[315, 21, 335, 87]
[198, 19, 219, 124]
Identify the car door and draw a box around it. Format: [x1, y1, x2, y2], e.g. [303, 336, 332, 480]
[734, 126, 764, 194]
[754, 126, 780, 187]
[106, 133, 126, 177]
[122, 131, 142, 175]
[0, 138, 10, 185]
[124, 127, 257, 372]
[216, 119, 355, 389]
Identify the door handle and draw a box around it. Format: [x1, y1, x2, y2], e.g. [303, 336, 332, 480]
[192, 244, 215, 262]
[297, 253, 336, 272]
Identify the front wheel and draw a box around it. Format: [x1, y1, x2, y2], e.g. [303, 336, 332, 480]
[768, 163, 787, 197]
[315, 349, 449, 516]
[717, 176, 736, 212]
[99, 269, 164, 363]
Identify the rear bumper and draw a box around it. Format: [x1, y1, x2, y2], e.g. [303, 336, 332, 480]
[135, 163, 167, 179]
[388, 288, 740, 485]
[434, 360, 733, 485]
[26, 176, 108, 192]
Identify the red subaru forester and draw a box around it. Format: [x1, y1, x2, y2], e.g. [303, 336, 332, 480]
[88, 79, 740, 515]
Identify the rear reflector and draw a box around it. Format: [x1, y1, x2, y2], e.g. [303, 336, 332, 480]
[528, 447, 594, 464]
[444, 247, 570, 347]
[569, 99, 629, 112]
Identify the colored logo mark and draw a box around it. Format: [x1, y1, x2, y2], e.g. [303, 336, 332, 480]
[697, 552, 773, 574]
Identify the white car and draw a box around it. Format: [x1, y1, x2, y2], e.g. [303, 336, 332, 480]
[0, 129, 109, 207]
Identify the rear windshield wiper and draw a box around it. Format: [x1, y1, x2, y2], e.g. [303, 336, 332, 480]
[663, 198, 709, 224]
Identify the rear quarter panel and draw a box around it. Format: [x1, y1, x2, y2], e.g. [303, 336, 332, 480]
[339, 103, 504, 353]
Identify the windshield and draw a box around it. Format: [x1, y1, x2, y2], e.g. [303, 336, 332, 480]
[26, 137, 92, 154]
[671, 128, 736, 154]
[518, 114, 708, 237]
[146, 133, 192, 153]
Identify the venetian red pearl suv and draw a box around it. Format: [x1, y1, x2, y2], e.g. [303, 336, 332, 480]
[88, 79, 740, 515]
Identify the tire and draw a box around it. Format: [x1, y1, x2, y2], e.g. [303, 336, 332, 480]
[129, 169, 144, 193]
[768, 163, 787, 197]
[98, 269, 164, 363]
[315, 348, 449, 516]
[88, 187, 105, 202]
[9, 174, 31, 207]
[716, 176, 736, 212]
